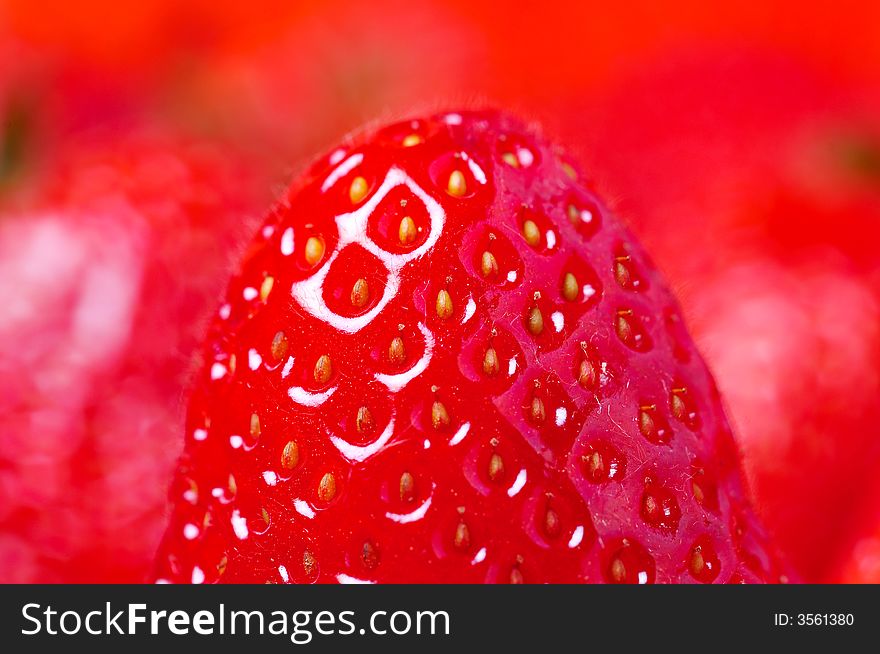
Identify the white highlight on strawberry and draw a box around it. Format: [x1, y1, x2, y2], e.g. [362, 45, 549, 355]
[471, 547, 487, 565]
[183, 488, 197, 504]
[375, 323, 434, 392]
[336, 574, 375, 584]
[193, 428, 208, 442]
[507, 468, 527, 498]
[321, 152, 364, 192]
[517, 147, 535, 167]
[568, 525, 584, 548]
[546, 230, 557, 249]
[229, 435, 243, 449]
[462, 297, 476, 324]
[183, 523, 199, 540]
[210, 362, 227, 380]
[278, 565, 290, 583]
[385, 491, 434, 525]
[292, 167, 445, 334]
[218, 303, 231, 319]
[231, 510, 249, 540]
[329, 148, 347, 166]
[243, 286, 258, 301]
[248, 348, 262, 370]
[294, 499, 316, 519]
[191, 567, 205, 584]
[449, 422, 470, 446]
[261, 224, 275, 239]
[423, 439, 431, 449]
[444, 113, 463, 125]
[583, 284, 596, 300]
[287, 385, 336, 407]
[460, 151, 487, 185]
[508, 357, 518, 376]
[281, 356, 294, 379]
[507, 270, 517, 283]
[262, 471, 278, 486]
[280, 227, 295, 256]
[330, 416, 396, 463]
[551, 311, 564, 333]
[555, 407, 567, 426]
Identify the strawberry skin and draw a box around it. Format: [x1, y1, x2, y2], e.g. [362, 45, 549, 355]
[155, 110, 785, 584]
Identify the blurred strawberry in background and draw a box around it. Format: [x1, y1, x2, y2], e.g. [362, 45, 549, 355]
[1, 0, 879, 582]
[0, 136, 270, 581]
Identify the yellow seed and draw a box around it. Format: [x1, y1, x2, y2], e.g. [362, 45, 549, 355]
[260, 275, 275, 302]
[271, 330, 289, 362]
[639, 406, 655, 439]
[530, 396, 546, 423]
[527, 306, 544, 335]
[447, 170, 467, 197]
[398, 216, 417, 245]
[362, 541, 379, 569]
[544, 507, 561, 538]
[562, 162, 577, 180]
[431, 400, 451, 430]
[454, 521, 470, 550]
[228, 354, 236, 375]
[436, 289, 453, 320]
[670, 389, 687, 422]
[502, 152, 519, 167]
[261, 507, 270, 525]
[314, 354, 332, 384]
[281, 441, 299, 470]
[567, 203, 580, 224]
[692, 480, 705, 505]
[351, 278, 369, 308]
[578, 358, 596, 389]
[349, 176, 368, 204]
[562, 272, 579, 302]
[522, 219, 541, 247]
[614, 256, 632, 289]
[303, 550, 316, 576]
[480, 251, 498, 278]
[509, 567, 524, 584]
[318, 472, 337, 502]
[250, 413, 261, 439]
[488, 452, 505, 482]
[388, 336, 406, 365]
[482, 347, 500, 376]
[217, 556, 228, 576]
[611, 557, 626, 583]
[304, 236, 325, 266]
[586, 451, 604, 479]
[690, 547, 705, 577]
[400, 471, 416, 502]
[615, 311, 634, 344]
[402, 133, 423, 147]
[228, 473, 237, 497]
[356, 406, 375, 434]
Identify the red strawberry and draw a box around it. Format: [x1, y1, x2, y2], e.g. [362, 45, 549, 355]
[0, 134, 271, 582]
[561, 51, 880, 580]
[154, 110, 786, 584]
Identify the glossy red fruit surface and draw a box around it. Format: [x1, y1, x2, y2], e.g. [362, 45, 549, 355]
[154, 110, 786, 584]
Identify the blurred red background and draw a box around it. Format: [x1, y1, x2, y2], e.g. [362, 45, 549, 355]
[1, 0, 879, 583]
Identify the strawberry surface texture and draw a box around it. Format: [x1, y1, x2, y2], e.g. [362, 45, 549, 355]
[155, 110, 787, 584]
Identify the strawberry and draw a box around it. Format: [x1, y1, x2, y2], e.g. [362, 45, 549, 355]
[0, 135, 271, 582]
[154, 110, 786, 584]
[562, 51, 880, 580]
